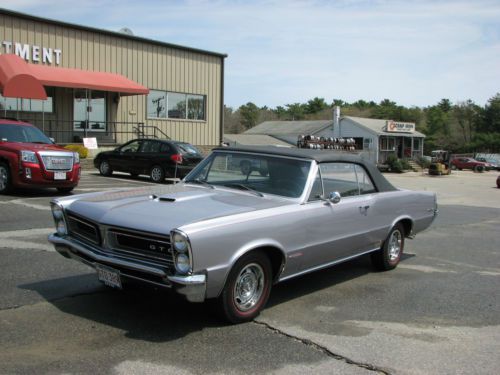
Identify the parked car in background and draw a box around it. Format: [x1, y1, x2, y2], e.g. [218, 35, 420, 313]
[0, 118, 80, 194]
[450, 157, 489, 172]
[476, 157, 500, 171]
[94, 139, 203, 182]
[49, 146, 438, 323]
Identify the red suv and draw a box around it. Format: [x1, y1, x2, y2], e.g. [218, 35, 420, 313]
[0, 119, 80, 194]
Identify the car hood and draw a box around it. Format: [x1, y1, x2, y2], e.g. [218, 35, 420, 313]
[63, 183, 291, 235]
[3, 141, 69, 152]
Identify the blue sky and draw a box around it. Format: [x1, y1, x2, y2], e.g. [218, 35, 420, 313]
[3, 0, 500, 108]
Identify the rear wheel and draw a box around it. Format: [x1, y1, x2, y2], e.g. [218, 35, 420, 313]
[99, 160, 113, 176]
[218, 251, 272, 324]
[0, 162, 12, 194]
[150, 165, 165, 183]
[371, 223, 405, 271]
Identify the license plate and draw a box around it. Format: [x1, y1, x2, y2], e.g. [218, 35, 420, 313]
[54, 171, 66, 180]
[96, 264, 122, 289]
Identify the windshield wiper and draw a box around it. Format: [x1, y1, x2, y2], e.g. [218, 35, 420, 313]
[186, 179, 214, 189]
[224, 183, 264, 197]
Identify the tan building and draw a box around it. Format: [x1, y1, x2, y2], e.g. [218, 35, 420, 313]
[0, 8, 226, 148]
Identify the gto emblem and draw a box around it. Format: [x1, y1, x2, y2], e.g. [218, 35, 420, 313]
[149, 244, 167, 252]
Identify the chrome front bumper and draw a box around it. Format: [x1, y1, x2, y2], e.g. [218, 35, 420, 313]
[48, 233, 206, 303]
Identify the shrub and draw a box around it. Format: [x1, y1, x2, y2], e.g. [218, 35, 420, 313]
[64, 144, 89, 159]
[400, 158, 411, 170]
[386, 154, 404, 173]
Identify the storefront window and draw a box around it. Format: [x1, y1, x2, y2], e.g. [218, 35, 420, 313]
[0, 89, 54, 113]
[147, 90, 166, 118]
[413, 138, 421, 150]
[380, 136, 395, 151]
[168, 92, 186, 119]
[147, 90, 205, 120]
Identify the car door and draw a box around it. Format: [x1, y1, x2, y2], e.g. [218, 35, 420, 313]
[299, 162, 379, 270]
[135, 140, 163, 175]
[110, 139, 143, 173]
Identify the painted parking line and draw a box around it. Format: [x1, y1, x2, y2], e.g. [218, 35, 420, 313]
[0, 227, 55, 252]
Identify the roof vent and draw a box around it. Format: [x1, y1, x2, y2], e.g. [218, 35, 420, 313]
[119, 27, 134, 36]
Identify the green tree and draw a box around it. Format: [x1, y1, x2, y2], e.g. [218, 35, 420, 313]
[482, 93, 500, 133]
[286, 103, 306, 120]
[238, 102, 259, 130]
[305, 97, 328, 114]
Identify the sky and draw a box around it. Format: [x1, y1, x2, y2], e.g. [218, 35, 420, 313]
[2, 0, 500, 109]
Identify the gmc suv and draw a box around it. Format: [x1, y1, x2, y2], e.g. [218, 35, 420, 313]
[0, 119, 80, 194]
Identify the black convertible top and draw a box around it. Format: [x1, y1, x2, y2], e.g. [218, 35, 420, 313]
[213, 146, 397, 192]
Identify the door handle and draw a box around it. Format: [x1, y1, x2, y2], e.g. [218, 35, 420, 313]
[359, 205, 370, 215]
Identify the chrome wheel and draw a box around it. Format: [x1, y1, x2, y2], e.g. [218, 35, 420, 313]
[99, 161, 111, 176]
[150, 166, 164, 182]
[388, 229, 402, 261]
[233, 263, 265, 312]
[0, 165, 8, 191]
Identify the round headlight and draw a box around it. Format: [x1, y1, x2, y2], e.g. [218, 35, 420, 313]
[52, 204, 64, 220]
[173, 232, 188, 253]
[56, 219, 67, 236]
[175, 253, 191, 274]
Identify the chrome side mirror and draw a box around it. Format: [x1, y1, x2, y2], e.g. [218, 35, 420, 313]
[328, 191, 341, 204]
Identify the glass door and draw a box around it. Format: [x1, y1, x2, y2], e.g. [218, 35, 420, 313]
[73, 90, 106, 133]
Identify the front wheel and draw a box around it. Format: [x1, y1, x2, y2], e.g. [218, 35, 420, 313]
[99, 160, 113, 176]
[0, 162, 12, 194]
[371, 223, 405, 271]
[218, 251, 272, 324]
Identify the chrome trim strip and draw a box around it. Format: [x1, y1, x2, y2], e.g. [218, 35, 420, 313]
[279, 247, 380, 282]
[49, 233, 167, 278]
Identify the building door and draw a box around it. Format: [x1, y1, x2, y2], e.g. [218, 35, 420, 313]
[73, 90, 107, 137]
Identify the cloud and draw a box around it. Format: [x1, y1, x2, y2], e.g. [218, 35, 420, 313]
[2, 0, 500, 107]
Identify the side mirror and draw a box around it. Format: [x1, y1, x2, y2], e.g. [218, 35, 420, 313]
[49, 137, 55, 143]
[328, 191, 341, 204]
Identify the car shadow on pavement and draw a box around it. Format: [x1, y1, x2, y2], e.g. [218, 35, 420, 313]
[267, 253, 414, 309]
[19, 253, 415, 340]
[19, 276, 222, 341]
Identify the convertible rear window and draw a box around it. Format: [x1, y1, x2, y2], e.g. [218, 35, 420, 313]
[318, 162, 376, 197]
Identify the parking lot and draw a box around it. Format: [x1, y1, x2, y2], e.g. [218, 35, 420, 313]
[0, 170, 499, 374]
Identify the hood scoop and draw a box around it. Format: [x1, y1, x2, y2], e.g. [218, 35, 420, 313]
[154, 190, 216, 203]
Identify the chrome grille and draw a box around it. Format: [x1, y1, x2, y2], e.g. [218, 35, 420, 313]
[39, 152, 74, 171]
[107, 228, 174, 267]
[67, 214, 100, 245]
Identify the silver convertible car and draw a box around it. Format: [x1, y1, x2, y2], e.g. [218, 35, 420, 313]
[49, 146, 438, 323]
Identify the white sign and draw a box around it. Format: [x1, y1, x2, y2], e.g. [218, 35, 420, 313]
[1, 41, 62, 65]
[386, 120, 415, 133]
[83, 137, 98, 150]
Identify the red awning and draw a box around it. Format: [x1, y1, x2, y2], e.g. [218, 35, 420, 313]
[0, 54, 149, 99]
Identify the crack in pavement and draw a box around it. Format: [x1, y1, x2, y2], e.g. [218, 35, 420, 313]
[253, 320, 392, 374]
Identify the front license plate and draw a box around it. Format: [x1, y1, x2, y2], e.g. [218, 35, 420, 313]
[54, 171, 66, 180]
[96, 264, 122, 289]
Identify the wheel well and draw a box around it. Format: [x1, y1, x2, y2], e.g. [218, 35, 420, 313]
[252, 246, 285, 282]
[398, 218, 413, 237]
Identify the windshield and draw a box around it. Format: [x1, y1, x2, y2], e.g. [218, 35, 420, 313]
[0, 123, 53, 144]
[185, 151, 311, 198]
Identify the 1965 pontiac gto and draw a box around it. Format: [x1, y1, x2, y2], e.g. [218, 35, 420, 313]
[49, 146, 438, 323]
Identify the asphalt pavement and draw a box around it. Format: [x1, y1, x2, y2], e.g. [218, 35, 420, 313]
[0, 169, 499, 374]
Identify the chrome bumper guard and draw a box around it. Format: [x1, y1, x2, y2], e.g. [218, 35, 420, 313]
[48, 233, 207, 302]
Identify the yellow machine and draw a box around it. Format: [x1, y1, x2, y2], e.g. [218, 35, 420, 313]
[429, 150, 451, 175]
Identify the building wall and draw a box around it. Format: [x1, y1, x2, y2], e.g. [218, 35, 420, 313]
[0, 11, 223, 146]
[332, 118, 379, 164]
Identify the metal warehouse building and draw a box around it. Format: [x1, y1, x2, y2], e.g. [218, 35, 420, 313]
[0, 8, 226, 149]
